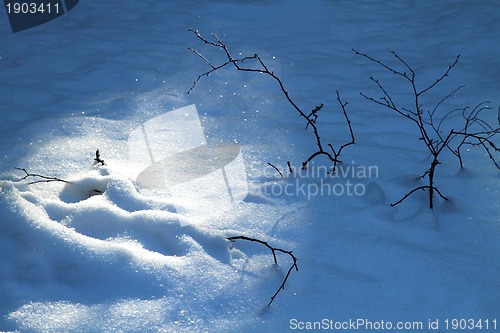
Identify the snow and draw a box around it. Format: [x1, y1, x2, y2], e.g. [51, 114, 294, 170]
[1, 1, 499, 332]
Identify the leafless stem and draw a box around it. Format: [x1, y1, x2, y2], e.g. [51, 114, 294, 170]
[15, 167, 71, 185]
[391, 185, 448, 207]
[267, 163, 283, 178]
[328, 91, 355, 172]
[417, 55, 460, 96]
[227, 235, 298, 306]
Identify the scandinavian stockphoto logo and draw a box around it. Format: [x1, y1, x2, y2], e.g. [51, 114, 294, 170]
[256, 161, 379, 200]
[4, 0, 79, 33]
[128, 104, 248, 227]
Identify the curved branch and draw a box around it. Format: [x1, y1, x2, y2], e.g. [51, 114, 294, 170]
[390, 185, 449, 207]
[227, 236, 298, 306]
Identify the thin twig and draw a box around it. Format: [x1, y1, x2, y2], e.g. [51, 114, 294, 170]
[267, 163, 283, 178]
[227, 235, 298, 306]
[417, 55, 460, 96]
[353, 49, 408, 78]
[390, 185, 448, 207]
[15, 167, 71, 185]
[331, 91, 355, 172]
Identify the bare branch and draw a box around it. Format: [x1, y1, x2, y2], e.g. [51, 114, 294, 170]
[267, 163, 283, 178]
[417, 55, 460, 96]
[227, 236, 298, 306]
[189, 29, 355, 171]
[331, 91, 355, 171]
[15, 167, 71, 185]
[452, 129, 500, 169]
[431, 85, 465, 119]
[356, 50, 498, 208]
[353, 49, 409, 79]
[390, 185, 448, 207]
[287, 161, 293, 175]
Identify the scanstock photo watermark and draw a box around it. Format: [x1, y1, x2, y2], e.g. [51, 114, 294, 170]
[289, 317, 497, 331]
[257, 161, 379, 200]
[290, 318, 424, 331]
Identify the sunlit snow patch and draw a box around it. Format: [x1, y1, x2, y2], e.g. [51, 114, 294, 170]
[127, 104, 248, 227]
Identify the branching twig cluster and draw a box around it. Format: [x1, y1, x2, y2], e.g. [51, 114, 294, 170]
[354, 49, 499, 208]
[188, 29, 354, 172]
[227, 235, 298, 306]
[450, 103, 500, 169]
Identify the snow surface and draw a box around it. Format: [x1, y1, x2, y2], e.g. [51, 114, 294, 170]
[1, 1, 499, 332]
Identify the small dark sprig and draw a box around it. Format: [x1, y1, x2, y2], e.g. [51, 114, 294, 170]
[94, 149, 105, 166]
